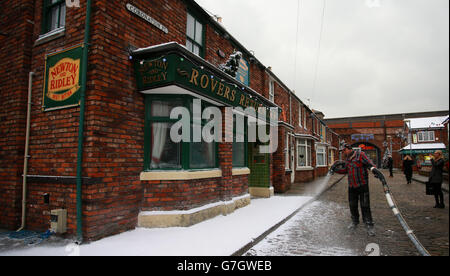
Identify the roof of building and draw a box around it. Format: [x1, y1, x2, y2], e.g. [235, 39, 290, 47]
[400, 143, 446, 151]
[406, 116, 449, 130]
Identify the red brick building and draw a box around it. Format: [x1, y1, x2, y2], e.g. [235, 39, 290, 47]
[0, 0, 340, 241]
[325, 111, 449, 170]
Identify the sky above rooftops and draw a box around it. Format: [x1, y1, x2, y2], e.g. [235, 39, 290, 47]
[195, 0, 449, 119]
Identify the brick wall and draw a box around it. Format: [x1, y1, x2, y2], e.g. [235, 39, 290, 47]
[1, 0, 336, 240]
[0, 0, 35, 230]
[273, 126, 291, 193]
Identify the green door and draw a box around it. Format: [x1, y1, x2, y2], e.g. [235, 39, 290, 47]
[248, 142, 270, 188]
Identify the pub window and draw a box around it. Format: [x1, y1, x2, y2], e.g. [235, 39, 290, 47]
[42, 0, 66, 34]
[186, 13, 204, 57]
[232, 116, 248, 168]
[145, 95, 217, 171]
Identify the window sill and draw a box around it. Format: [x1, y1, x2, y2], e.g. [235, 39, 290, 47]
[296, 167, 314, 171]
[35, 27, 65, 46]
[141, 169, 222, 181]
[316, 165, 328, 168]
[232, 168, 251, 176]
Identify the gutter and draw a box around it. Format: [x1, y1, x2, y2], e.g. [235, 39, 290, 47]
[75, 0, 92, 243]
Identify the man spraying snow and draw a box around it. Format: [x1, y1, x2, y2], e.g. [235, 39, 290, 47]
[331, 143, 383, 237]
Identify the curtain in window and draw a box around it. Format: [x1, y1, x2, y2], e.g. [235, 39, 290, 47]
[151, 122, 168, 167]
[150, 102, 182, 169]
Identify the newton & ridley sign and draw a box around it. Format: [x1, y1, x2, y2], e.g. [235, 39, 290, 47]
[43, 45, 83, 111]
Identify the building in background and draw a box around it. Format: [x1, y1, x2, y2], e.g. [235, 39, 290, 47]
[400, 115, 449, 171]
[325, 111, 449, 170]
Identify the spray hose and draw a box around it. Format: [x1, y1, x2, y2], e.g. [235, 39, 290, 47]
[373, 169, 431, 256]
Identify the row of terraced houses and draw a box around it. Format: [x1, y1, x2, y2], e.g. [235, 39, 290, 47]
[0, 0, 342, 241]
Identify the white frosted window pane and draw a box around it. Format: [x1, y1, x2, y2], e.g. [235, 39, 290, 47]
[59, 5, 66, 27]
[187, 14, 195, 39]
[195, 21, 203, 45]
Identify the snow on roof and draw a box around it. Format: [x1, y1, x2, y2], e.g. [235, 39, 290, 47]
[401, 143, 446, 151]
[406, 116, 449, 129]
[443, 116, 450, 125]
[133, 41, 182, 53]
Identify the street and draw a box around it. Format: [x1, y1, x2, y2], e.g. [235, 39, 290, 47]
[245, 170, 449, 256]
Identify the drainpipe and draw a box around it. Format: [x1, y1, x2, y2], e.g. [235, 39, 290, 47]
[75, 0, 92, 243]
[17, 72, 34, 232]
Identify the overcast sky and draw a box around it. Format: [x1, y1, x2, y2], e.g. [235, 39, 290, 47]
[195, 0, 449, 118]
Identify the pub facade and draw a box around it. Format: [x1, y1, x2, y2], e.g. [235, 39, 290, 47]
[0, 0, 339, 241]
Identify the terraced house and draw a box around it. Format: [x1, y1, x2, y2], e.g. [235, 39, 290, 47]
[0, 0, 340, 241]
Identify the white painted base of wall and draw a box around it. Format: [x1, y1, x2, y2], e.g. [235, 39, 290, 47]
[138, 194, 251, 228]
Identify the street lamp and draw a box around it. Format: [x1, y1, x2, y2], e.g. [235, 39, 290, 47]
[404, 120, 413, 159]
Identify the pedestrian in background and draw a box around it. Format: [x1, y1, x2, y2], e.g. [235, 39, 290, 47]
[429, 150, 445, 209]
[388, 155, 394, 178]
[403, 155, 414, 184]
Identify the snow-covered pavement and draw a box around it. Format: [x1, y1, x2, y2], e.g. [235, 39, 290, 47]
[0, 195, 312, 256]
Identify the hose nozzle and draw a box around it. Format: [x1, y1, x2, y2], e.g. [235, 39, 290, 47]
[330, 161, 346, 175]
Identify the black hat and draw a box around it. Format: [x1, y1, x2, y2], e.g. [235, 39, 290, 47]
[339, 142, 352, 152]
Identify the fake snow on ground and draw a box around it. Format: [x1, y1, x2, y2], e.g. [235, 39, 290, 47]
[0, 196, 312, 256]
[245, 201, 359, 256]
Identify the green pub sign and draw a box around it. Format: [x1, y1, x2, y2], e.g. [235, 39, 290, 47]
[134, 53, 270, 112]
[43, 45, 84, 111]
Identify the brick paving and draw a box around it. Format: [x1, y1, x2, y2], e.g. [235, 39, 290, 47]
[245, 170, 449, 256]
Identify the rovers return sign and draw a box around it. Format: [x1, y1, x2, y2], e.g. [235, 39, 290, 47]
[134, 53, 271, 112]
[43, 45, 83, 111]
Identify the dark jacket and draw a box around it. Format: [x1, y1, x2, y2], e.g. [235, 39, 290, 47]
[403, 159, 414, 175]
[429, 158, 445, 184]
[387, 157, 393, 169]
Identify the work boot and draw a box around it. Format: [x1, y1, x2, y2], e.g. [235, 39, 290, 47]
[348, 222, 358, 231]
[366, 225, 376, 237]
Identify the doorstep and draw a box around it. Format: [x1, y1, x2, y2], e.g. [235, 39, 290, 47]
[249, 186, 274, 198]
[138, 194, 251, 228]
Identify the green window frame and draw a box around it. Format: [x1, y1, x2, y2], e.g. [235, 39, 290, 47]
[41, 0, 66, 34]
[186, 12, 205, 57]
[144, 95, 219, 171]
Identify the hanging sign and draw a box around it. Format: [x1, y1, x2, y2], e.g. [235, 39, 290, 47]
[126, 3, 168, 34]
[235, 58, 249, 86]
[135, 54, 269, 111]
[43, 45, 83, 111]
